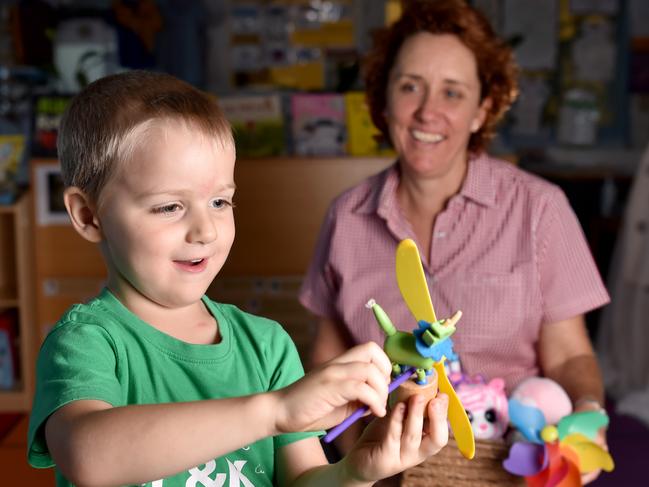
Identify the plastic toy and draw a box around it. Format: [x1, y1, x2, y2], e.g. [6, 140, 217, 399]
[375, 238, 475, 459]
[322, 365, 416, 444]
[503, 379, 614, 486]
[510, 377, 573, 429]
[323, 239, 475, 460]
[456, 377, 509, 440]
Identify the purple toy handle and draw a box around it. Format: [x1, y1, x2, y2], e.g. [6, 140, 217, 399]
[322, 366, 416, 443]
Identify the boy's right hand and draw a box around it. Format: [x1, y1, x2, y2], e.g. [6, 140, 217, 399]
[273, 342, 392, 433]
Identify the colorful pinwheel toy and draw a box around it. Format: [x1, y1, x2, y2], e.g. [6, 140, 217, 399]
[503, 398, 614, 486]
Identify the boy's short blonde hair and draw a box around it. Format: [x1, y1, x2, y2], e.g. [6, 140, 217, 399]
[57, 70, 234, 203]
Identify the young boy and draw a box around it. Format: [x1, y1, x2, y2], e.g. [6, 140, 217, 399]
[27, 71, 449, 487]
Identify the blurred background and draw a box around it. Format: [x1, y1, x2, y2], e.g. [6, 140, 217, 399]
[0, 1, 647, 485]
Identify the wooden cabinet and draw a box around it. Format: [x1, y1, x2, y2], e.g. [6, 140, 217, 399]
[30, 159, 106, 346]
[0, 194, 36, 411]
[221, 155, 393, 276]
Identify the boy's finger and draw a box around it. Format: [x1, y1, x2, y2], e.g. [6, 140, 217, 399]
[385, 402, 406, 444]
[325, 361, 389, 408]
[421, 393, 449, 456]
[364, 364, 390, 411]
[400, 394, 426, 458]
[341, 381, 387, 418]
[329, 342, 392, 378]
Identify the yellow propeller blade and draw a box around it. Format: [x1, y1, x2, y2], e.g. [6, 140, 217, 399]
[395, 239, 436, 323]
[562, 433, 615, 473]
[396, 239, 474, 459]
[434, 360, 475, 459]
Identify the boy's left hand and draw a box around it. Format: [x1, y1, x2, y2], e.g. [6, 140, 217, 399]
[341, 392, 449, 483]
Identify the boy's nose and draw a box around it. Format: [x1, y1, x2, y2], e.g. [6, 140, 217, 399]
[187, 209, 217, 244]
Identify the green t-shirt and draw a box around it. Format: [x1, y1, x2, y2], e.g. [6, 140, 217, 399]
[28, 288, 317, 486]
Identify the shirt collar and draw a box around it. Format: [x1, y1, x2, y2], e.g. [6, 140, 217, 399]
[460, 153, 497, 208]
[356, 153, 497, 217]
[353, 162, 399, 218]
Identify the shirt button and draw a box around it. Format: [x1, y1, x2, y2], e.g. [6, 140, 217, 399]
[637, 221, 647, 233]
[436, 231, 447, 238]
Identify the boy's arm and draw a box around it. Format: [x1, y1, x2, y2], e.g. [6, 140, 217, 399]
[276, 438, 371, 487]
[45, 342, 392, 487]
[46, 394, 278, 486]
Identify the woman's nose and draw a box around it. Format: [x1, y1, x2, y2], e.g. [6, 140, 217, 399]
[416, 91, 439, 121]
[187, 209, 217, 244]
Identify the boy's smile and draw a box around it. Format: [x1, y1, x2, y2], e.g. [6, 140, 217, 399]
[95, 119, 236, 325]
[173, 257, 209, 273]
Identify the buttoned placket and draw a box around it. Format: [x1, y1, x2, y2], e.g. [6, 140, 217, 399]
[428, 195, 463, 276]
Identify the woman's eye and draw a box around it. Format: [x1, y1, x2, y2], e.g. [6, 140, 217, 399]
[152, 203, 181, 214]
[399, 82, 417, 93]
[445, 89, 463, 99]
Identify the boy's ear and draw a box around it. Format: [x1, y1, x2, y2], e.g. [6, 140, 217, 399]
[63, 187, 103, 243]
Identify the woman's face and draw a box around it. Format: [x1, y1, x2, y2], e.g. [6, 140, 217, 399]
[385, 32, 490, 179]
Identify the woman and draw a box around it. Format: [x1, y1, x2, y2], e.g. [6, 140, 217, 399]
[299, 0, 609, 475]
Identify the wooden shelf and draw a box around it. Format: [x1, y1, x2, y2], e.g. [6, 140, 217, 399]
[0, 389, 30, 411]
[0, 193, 36, 412]
[0, 298, 19, 308]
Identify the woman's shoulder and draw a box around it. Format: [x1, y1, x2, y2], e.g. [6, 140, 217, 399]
[329, 163, 396, 214]
[480, 153, 564, 200]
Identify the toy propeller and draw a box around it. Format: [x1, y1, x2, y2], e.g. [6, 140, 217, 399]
[395, 239, 475, 460]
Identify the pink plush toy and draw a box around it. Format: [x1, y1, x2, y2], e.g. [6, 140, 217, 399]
[457, 377, 509, 440]
[510, 377, 572, 425]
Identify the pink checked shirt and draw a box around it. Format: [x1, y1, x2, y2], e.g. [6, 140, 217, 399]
[299, 154, 610, 392]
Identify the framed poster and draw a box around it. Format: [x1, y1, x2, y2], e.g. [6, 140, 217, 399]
[34, 161, 69, 225]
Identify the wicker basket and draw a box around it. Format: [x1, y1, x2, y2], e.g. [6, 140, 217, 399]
[401, 438, 525, 486]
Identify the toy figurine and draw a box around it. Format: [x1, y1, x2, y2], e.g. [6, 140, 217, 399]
[456, 377, 509, 440]
[366, 298, 460, 384]
[323, 239, 475, 460]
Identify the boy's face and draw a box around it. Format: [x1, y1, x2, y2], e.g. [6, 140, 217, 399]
[96, 121, 236, 310]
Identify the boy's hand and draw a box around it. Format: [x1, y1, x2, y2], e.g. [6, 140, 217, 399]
[341, 392, 449, 483]
[273, 342, 392, 433]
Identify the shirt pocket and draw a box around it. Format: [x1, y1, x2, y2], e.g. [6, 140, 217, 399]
[432, 261, 540, 354]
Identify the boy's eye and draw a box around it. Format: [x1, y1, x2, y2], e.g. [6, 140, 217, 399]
[152, 203, 182, 214]
[210, 198, 233, 209]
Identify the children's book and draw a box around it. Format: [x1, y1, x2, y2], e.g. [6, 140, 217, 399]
[218, 94, 285, 158]
[344, 91, 395, 157]
[0, 134, 26, 204]
[291, 93, 346, 156]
